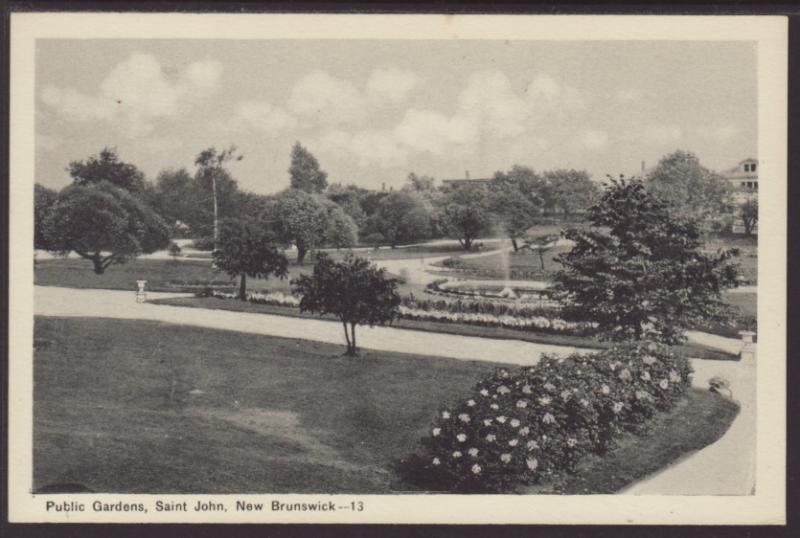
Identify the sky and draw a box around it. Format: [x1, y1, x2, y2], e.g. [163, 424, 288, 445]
[35, 39, 757, 194]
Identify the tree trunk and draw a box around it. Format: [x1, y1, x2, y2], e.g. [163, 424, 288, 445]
[511, 238, 519, 252]
[538, 250, 545, 271]
[462, 237, 472, 251]
[342, 320, 353, 355]
[91, 257, 106, 275]
[350, 323, 357, 356]
[211, 171, 219, 253]
[238, 273, 247, 300]
[297, 245, 307, 265]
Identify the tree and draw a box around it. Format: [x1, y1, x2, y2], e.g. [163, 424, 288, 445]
[68, 147, 146, 194]
[739, 197, 758, 236]
[326, 205, 359, 250]
[34, 184, 58, 249]
[375, 192, 431, 247]
[439, 183, 492, 250]
[553, 178, 739, 344]
[526, 234, 559, 270]
[545, 169, 599, 220]
[489, 167, 546, 250]
[327, 183, 368, 228]
[263, 189, 330, 264]
[212, 218, 288, 300]
[168, 241, 182, 262]
[645, 150, 734, 231]
[289, 142, 328, 193]
[195, 146, 243, 252]
[292, 253, 401, 356]
[403, 172, 435, 192]
[44, 182, 170, 274]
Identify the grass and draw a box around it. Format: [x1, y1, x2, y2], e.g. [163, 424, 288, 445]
[34, 316, 740, 495]
[435, 245, 572, 282]
[152, 295, 737, 361]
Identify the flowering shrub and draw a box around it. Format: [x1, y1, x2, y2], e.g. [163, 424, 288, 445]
[403, 294, 559, 318]
[208, 289, 301, 307]
[404, 341, 693, 493]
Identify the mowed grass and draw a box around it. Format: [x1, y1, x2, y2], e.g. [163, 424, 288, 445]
[34, 317, 739, 495]
[33, 316, 510, 494]
[438, 245, 572, 281]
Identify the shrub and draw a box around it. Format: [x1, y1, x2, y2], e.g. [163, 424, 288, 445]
[404, 341, 693, 493]
[191, 236, 215, 251]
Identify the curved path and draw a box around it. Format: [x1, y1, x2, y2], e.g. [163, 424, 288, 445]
[33, 285, 755, 495]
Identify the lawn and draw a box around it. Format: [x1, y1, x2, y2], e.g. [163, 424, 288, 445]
[153, 296, 737, 361]
[34, 317, 739, 494]
[435, 245, 572, 282]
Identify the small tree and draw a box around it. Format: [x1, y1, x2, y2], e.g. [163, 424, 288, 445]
[289, 142, 328, 193]
[553, 178, 739, 344]
[526, 234, 559, 270]
[739, 197, 758, 236]
[168, 242, 182, 261]
[439, 184, 492, 251]
[292, 253, 401, 356]
[44, 182, 170, 274]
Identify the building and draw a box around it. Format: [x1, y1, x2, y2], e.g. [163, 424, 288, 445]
[441, 171, 492, 188]
[720, 158, 758, 205]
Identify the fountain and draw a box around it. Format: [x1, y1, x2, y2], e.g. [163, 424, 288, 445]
[498, 237, 517, 299]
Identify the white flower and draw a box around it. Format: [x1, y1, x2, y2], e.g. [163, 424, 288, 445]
[497, 385, 511, 395]
[496, 416, 507, 424]
[522, 385, 533, 394]
[441, 411, 450, 419]
[432, 457, 440, 465]
[669, 370, 681, 383]
[510, 418, 521, 428]
[641, 371, 651, 381]
[526, 457, 538, 471]
[519, 427, 530, 436]
[490, 403, 499, 410]
[483, 419, 493, 426]
[500, 370, 510, 379]
[544, 383, 556, 392]
[538, 396, 552, 406]
[486, 434, 496, 442]
[601, 384, 611, 395]
[458, 413, 471, 423]
[567, 438, 578, 447]
[560, 389, 571, 401]
[480, 389, 489, 396]
[467, 399, 476, 407]
[542, 413, 556, 425]
[508, 439, 519, 447]
[659, 379, 669, 390]
[619, 369, 632, 381]
[468, 447, 479, 457]
[432, 428, 441, 437]
[500, 453, 512, 463]
[526, 440, 539, 450]
[580, 399, 590, 408]
[642, 355, 658, 365]
[456, 433, 467, 443]
[612, 402, 624, 414]
[471, 464, 482, 474]
[516, 400, 528, 409]
[635, 390, 650, 401]
[452, 451, 462, 458]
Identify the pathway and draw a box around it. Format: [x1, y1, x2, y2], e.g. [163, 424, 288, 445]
[33, 285, 756, 495]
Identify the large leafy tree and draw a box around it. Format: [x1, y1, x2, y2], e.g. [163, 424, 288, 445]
[68, 147, 147, 194]
[739, 197, 758, 236]
[553, 178, 739, 344]
[292, 253, 401, 356]
[263, 189, 340, 264]
[645, 150, 734, 231]
[34, 184, 59, 249]
[545, 169, 599, 220]
[44, 181, 170, 274]
[289, 142, 328, 193]
[213, 218, 288, 300]
[489, 167, 546, 250]
[439, 183, 492, 250]
[374, 192, 431, 247]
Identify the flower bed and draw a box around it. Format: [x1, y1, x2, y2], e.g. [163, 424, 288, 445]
[402, 342, 693, 493]
[203, 289, 591, 336]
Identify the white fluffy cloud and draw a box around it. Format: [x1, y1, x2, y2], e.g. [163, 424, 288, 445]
[41, 53, 222, 136]
[577, 129, 609, 150]
[366, 68, 420, 105]
[236, 101, 297, 135]
[288, 71, 364, 126]
[645, 124, 683, 145]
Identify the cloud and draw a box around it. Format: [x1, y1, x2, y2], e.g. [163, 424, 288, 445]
[288, 71, 364, 126]
[458, 71, 529, 139]
[645, 124, 683, 144]
[524, 74, 587, 112]
[366, 68, 420, 105]
[40, 53, 222, 136]
[577, 129, 609, 150]
[236, 101, 297, 135]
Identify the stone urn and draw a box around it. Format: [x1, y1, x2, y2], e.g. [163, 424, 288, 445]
[136, 280, 147, 303]
[738, 330, 757, 363]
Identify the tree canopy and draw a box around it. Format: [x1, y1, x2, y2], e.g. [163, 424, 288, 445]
[289, 142, 328, 193]
[645, 150, 733, 231]
[440, 183, 492, 250]
[68, 147, 147, 194]
[213, 218, 288, 300]
[489, 166, 546, 250]
[553, 178, 739, 344]
[374, 191, 432, 247]
[545, 169, 599, 219]
[43, 181, 170, 274]
[34, 184, 59, 250]
[292, 253, 401, 355]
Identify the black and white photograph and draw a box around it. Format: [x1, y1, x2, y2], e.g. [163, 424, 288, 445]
[7, 12, 787, 525]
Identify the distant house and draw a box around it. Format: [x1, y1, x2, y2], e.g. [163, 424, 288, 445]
[721, 158, 759, 205]
[441, 171, 492, 188]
